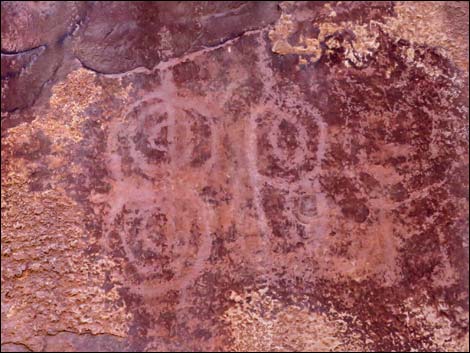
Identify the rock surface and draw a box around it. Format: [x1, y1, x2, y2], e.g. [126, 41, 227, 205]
[1, 1, 469, 352]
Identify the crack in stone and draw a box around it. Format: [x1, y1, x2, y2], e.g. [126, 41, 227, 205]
[28, 58, 63, 107]
[1, 46, 47, 82]
[200, 2, 249, 21]
[1, 341, 34, 352]
[76, 27, 271, 76]
[1, 52, 62, 114]
[1, 45, 47, 56]
[2, 5, 275, 115]
[43, 329, 126, 339]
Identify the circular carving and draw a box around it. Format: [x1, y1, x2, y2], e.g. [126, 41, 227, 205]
[256, 109, 319, 181]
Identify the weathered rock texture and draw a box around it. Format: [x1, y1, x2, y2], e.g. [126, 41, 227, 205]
[1, 1, 469, 352]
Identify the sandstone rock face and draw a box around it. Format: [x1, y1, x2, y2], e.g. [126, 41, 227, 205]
[1, 2, 469, 352]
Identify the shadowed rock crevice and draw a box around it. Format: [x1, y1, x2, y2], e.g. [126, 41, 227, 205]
[1, 2, 281, 115]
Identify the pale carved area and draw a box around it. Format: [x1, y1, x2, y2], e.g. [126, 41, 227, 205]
[1, 1, 469, 352]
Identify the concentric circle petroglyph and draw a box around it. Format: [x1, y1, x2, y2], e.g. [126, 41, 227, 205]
[97, 78, 217, 297]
